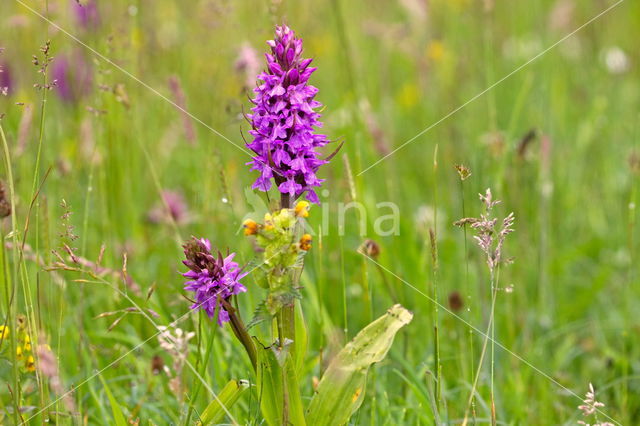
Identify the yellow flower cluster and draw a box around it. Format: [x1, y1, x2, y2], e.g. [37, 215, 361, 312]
[17, 334, 36, 372]
[294, 201, 310, 218]
[0, 324, 8, 340]
[299, 234, 312, 251]
[243, 201, 311, 236]
[2, 317, 36, 373]
[242, 201, 314, 299]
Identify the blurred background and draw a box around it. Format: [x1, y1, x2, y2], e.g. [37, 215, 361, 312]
[0, 0, 638, 423]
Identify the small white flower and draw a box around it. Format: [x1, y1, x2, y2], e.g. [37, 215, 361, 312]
[602, 46, 630, 74]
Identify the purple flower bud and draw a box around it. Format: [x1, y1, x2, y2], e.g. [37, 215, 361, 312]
[182, 238, 248, 326]
[246, 25, 329, 203]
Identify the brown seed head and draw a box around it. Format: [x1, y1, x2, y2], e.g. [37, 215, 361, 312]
[151, 355, 164, 375]
[448, 291, 464, 312]
[359, 239, 380, 259]
[455, 164, 472, 181]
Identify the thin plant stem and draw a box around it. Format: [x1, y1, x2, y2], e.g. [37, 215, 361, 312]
[375, 262, 398, 302]
[1, 123, 22, 424]
[274, 191, 296, 424]
[340, 237, 347, 339]
[490, 268, 499, 426]
[623, 132, 638, 420]
[431, 145, 442, 414]
[222, 299, 257, 370]
[462, 273, 499, 426]
[361, 258, 373, 323]
[459, 176, 477, 424]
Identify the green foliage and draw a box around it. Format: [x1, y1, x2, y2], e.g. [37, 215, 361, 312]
[255, 338, 306, 426]
[293, 302, 308, 376]
[0, 0, 638, 424]
[98, 374, 128, 426]
[197, 379, 250, 426]
[249, 208, 308, 315]
[306, 304, 413, 425]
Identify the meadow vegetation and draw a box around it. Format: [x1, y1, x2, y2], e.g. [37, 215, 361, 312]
[0, 0, 638, 424]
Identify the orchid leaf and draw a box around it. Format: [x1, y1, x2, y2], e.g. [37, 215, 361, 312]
[305, 304, 413, 426]
[255, 338, 306, 426]
[197, 379, 250, 426]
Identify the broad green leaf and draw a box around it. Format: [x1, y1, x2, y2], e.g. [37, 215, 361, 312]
[197, 379, 250, 426]
[255, 337, 306, 426]
[98, 374, 128, 426]
[305, 304, 413, 426]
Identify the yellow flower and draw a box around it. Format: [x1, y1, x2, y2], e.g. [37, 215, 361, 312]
[23, 334, 32, 351]
[274, 209, 294, 228]
[243, 219, 259, 236]
[294, 201, 310, 218]
[397, 83, 419, 109]
[299, 234, 312, 251]
[426, 40, 445, 62]
[25, 355, 36, 372]
[16, 346, 23, 360]
[0, 325, 8, 339]
[263, 213, 274, 231]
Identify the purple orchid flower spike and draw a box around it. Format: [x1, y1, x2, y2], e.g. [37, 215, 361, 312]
[246, 25, 330, 204]
[182, 238, 248, 326]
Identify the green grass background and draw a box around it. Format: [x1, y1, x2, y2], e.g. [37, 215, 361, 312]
[0, 0, 638, 424]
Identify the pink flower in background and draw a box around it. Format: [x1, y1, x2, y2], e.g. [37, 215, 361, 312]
[0, 60, 13, 96]
[235, 42, 261, 90]
[51, 52, 93, 103]
[148, 190, 190, 225]
[72, 0, 100, 29]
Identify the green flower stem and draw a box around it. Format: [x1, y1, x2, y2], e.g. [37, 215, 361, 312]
[278, 193, 299, 423]
[222, 299, 257, 371]
[279, 302, 296, 346]
[279, 193, 297, 351]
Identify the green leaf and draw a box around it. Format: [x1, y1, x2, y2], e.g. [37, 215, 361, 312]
[247, 299, 272, 329]
[293, 301, 308, 376]
[255, 338, 306, 426]
[98, 374, 128, 426]
[305, 304, 413, 426]
[197, 379, 250, 426]
[243, 187, 269, 219]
